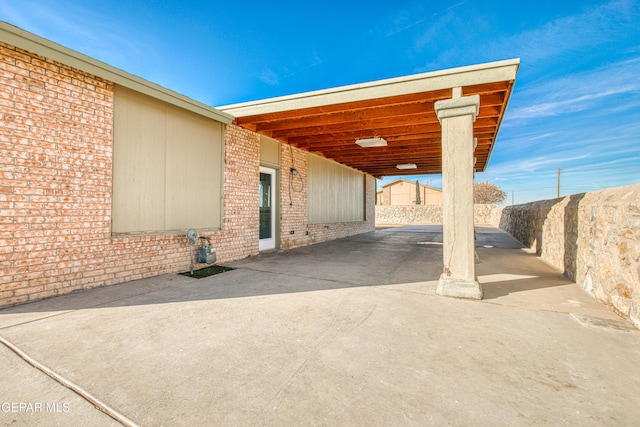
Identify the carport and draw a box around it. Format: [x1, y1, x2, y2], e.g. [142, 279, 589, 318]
[1, 226, 637, 426]
[218, 59, 520, 299]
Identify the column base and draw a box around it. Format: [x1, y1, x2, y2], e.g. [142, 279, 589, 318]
[436, 275, 483, 300]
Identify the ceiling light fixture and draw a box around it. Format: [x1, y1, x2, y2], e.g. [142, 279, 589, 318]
[396, 163, 417, 170]
[355, 137, 387, 147]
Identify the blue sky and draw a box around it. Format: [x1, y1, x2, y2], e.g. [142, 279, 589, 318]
[1, 0, 639, 204]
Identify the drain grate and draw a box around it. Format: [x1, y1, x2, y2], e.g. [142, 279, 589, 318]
[179, 265, 234, 279]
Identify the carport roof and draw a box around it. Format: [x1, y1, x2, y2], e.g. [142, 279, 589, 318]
[218, 59, 519, 177]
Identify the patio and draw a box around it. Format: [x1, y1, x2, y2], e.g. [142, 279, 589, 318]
[1, 226, 638, 426]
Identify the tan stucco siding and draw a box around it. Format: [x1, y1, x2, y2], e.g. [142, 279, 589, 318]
[422, 187, 443, 205]
[112, 85, 224, 233]
[307, 153, 365, 223]
[260, 135, 280, 167]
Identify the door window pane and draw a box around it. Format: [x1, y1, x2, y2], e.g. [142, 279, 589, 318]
[259, 173, 272, 239]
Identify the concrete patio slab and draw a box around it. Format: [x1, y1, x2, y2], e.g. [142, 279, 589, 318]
[1, 226, 638, 426]
[0, 343, 121, 426]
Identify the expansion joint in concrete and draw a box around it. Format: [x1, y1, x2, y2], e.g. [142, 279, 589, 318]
[0, 335, 139, 427]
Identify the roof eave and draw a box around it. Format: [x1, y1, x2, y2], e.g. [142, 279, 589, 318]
[217, 58, 520, 117]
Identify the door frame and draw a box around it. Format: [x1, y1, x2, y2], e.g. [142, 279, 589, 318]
[259, 166, 277, 251]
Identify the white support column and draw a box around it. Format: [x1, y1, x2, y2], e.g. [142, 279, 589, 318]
[434, 88, 482, 299]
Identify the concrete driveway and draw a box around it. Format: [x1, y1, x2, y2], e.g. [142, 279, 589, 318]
[1, 226, 639, 426]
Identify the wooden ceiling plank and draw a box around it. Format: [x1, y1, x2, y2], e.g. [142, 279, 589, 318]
[463, 81, 510, 95]
[289, 131, 444, 147]
[298, 144, 429, 154]
[228, 73, 515, 177]
[295, 137, 493, 154]
[323, 152, 443, 163]
[268, 113, 443, 139]
[235, 89, 454, 125]
[238, 91, 506, 128]
[282, 117, 498, 143]
[255, 104, 501, 134]
[254, 101, 436, 131]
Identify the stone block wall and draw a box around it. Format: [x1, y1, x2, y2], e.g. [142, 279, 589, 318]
[474, 204, 504, 225]
[375, 204, 502, 226]
[500, 184, 640, 327]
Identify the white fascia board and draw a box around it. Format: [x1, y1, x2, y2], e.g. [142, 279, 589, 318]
[218, 58, 520, 117]
[0, 21, 234, 124]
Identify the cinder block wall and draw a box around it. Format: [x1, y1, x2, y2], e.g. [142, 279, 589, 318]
[280, 144, 376, 250]
[0, 42, 262, 307]
[500, 183, 640, 328]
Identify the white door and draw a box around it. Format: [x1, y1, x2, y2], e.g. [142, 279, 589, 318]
[259, 167, 276, 251]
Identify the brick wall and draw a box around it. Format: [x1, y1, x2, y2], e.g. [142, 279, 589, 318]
[1, 42, 116, 305]
[217, 124, 261, 260]
[1, 39, 376, 308]
[280, 144, 375, 250]
[0, 42, 261, 307]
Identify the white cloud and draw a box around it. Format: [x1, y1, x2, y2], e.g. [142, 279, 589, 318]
[509, 85, 638, 120]
[259, 68, 280, 86]
[384, 1, 469, 38]
[259, 55, 322, 87]
[516, 154, 590, 173]
[483, 0, 639, 64]
[563, 155, 640, 171]
[506, 57, 640, 121]
[414, 0, 640, 73]
[0, 1, 160, 72]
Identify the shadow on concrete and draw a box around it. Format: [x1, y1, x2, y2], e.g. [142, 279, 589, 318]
[495, 193, 588, 297]
[0, 226, 445, 318]
[0, 226, 587, 322]
[479, 247, 573, 300]
[476, 226, 573, 300]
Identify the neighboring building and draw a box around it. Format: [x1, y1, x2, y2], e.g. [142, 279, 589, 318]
[0, 22, 518, 306]
[377, 179, 443, 206]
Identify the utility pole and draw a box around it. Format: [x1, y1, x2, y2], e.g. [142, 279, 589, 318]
[512, 191, 514, 206]
[557, 168, 561, 198]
